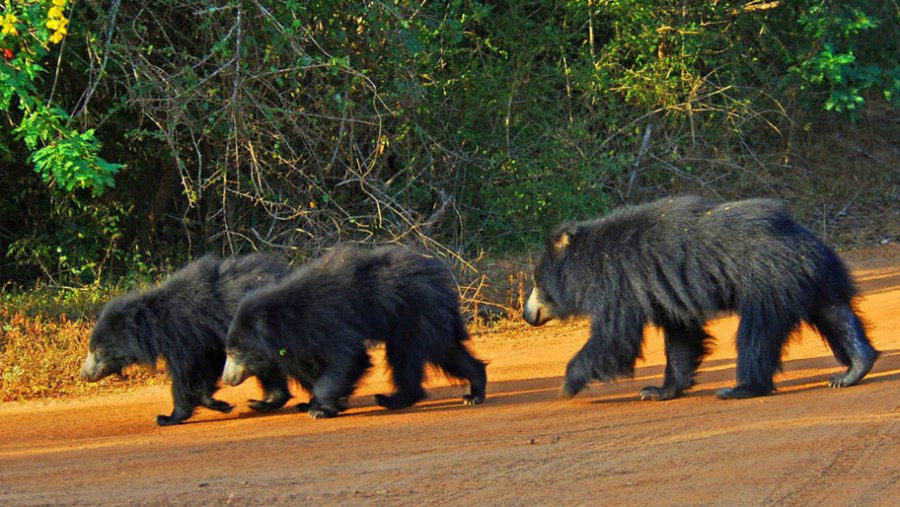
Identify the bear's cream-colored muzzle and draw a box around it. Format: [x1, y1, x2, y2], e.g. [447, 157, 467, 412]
[80, 350, 107, 381]
[221, 354, 249, 386]
[522, 288, 554, 326]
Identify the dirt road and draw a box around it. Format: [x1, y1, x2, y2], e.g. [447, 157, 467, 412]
[1, 247, 898, 506]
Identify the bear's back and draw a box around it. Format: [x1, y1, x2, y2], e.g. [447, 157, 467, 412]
[218, 254, 291, 313]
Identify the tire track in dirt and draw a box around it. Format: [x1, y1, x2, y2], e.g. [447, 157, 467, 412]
[768, 408, 900, 507]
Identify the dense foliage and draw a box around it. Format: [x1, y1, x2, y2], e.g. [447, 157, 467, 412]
[1, 0, 897, 284]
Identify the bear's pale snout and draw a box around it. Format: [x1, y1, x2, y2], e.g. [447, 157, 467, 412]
[79, 350, 105, 382]
[523, 287, 553, 326]
[221, 354, 249, 386]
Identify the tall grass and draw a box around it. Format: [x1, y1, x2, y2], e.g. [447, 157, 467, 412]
[0, 286, 165, 403]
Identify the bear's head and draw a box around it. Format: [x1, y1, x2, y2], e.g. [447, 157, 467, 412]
[81, 293, 156, 381]
[522, 224, 579, 326]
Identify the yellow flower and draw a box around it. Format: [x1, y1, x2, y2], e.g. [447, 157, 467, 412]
[2, 13, 19, 37]
[49, 22, 68, 44]
[43, 1, 69, 45]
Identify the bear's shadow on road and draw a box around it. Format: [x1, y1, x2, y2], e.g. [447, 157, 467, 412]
[215, 349, 900, 423]
[403, 348, 899, 411]
[587, 348, 900, 406]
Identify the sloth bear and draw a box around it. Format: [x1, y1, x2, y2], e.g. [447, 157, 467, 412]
[221, 244, 487, 419]
[523, 196, 879, 401]
[80, 254, 292, 425]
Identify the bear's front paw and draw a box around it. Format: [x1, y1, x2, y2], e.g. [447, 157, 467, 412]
[559, 381, 580, 399]
[249, 393, 290, 412]
[715, 385, 771, 399]
[156, 414, 184, 426]
[249, 399, 280, 412]
[206, 400, 233, 413]
[296, 397, 348, 413]
[307, 407, 338, 419]
[374, 393, 407, 410]
[462, 394, 484, 405]
[375, 392, 423, 410]
[639, 386, 680, 401]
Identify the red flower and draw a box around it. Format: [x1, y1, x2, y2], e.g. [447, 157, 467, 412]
[2, 48, 13, 60]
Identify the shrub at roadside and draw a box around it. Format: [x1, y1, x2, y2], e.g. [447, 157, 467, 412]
[0, 286, 166, 403]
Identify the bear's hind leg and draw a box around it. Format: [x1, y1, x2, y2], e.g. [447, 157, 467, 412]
[376, 340, 426, 410]
[717, 308, 797, 400]
[810, 303, 879, 388]
[433, 341, 487, 405]
[640, 324, 710, 401]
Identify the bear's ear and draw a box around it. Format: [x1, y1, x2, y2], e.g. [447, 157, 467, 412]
[548, 226, 576, 259]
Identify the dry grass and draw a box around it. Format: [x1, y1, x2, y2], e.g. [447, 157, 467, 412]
[0, 309, 92, 401]
[0, 294, 166, 403]
[458, 254, 537, 334]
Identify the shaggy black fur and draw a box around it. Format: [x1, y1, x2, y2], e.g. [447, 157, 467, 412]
[523, 196, 879, 401]
[222, 244, 487, 419]
[80, 254, 292, 425]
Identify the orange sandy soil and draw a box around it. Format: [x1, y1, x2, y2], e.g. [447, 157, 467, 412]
[1, 245, 898, 506]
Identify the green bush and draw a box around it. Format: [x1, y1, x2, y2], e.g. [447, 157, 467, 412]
[0, 0, 123, 195]
[0, 1, 896, 283]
